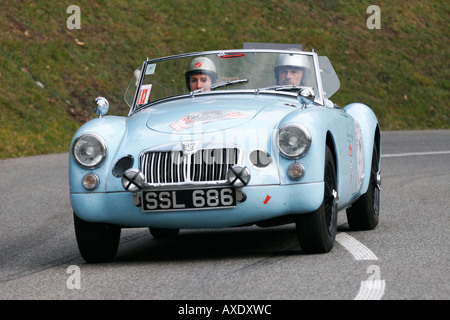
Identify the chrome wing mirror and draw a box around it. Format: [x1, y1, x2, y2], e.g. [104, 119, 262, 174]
[94, 96, 109, 118]
[297, 87, 315, 108]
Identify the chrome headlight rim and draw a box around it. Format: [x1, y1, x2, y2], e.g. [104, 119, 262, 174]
[277, 123, 311, 159]
[72, 133, 108, 169]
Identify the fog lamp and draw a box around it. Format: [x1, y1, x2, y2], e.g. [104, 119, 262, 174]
[121, 169, 145, 192]
[227, 165, 251, 187]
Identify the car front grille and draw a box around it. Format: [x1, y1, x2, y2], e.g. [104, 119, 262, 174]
[140, 148, 240, 184]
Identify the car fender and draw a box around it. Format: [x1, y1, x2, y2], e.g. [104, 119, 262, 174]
[344, 103, 380, 196]
[275, 104, 379, 208]
[69, 116, 128, 194]
[275, 106, 336, 186]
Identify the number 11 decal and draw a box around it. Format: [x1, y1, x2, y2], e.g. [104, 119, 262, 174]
[137, 84, 152, 105]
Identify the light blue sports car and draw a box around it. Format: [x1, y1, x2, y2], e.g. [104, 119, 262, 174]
[69, 43, 381, 262]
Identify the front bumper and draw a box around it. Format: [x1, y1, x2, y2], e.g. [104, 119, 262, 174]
[71, 182, 324, 229]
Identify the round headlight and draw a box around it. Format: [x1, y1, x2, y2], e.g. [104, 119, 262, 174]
[277, 123, 311, 159]
[72, 134, 107, 168]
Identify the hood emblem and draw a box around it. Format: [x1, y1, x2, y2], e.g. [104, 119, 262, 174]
[181, 141, 200, 155]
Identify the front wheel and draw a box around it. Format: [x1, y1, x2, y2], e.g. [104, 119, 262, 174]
[346, 145, 380, 230]
[296, 146, 338, 253]
[74, 213, 121, 263]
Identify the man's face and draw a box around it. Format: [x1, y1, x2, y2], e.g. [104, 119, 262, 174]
[278, 67, 303, 86]
[189, 74, 212, 91]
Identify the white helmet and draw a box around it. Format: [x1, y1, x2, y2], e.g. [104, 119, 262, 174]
[274, 53, 311, 85]
[185, 57, 218, 90]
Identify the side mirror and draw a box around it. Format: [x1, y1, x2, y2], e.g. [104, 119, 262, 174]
[297, 87, 315, 108]
[94, 97, 109, 118]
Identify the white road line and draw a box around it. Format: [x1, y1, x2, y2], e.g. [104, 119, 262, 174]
[336, 232, 378, 260]
[335, 232, 386, 300]
[382, 150, 450, 158]
[354, 280, 386, 300]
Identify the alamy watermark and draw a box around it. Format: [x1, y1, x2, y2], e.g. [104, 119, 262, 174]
[66, 5, 81, 29]
[66, 265, 81, 289]
[65, 5, 379, 31]
[366, 265, 381, 283]
[366, 5, 381, 29]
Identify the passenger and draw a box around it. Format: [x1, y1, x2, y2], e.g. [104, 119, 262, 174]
[185, 57, 218, 92]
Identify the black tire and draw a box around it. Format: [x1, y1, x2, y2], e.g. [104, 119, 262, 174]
[296, 146, 338, 253]
[346, 145, 380, 230]
[149, 228, 180, 239]
[74, 213, 121, 263]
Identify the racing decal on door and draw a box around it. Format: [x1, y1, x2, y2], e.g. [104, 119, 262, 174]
[354, 119, 364, 189]
[170, 110, 248, 131]
[137, 84, 152, 105]
[346, 124, 355, 186]
[349, 142, 354, 184]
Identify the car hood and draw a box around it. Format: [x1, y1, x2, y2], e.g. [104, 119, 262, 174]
[145, 95, 297, 134]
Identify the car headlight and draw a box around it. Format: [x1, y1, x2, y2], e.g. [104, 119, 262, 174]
[277, 123, 311, 159]
[72, 134, 107, 168]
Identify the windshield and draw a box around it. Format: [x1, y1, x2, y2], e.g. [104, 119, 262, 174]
[125, 50, 335, 112]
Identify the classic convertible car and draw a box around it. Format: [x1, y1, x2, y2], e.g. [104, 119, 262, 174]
[69, 43, 381, 262]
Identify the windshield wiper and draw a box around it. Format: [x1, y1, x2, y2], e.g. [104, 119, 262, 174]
[211, 78, 249, 90]
[190, 78, 249, 97]
[255, 85, 305, 93]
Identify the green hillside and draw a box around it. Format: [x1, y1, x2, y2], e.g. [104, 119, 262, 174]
[0, 0, 448, 159]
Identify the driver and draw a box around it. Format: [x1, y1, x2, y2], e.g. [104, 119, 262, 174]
[274, 53, 310, 86]
[185, 57, 218, 92]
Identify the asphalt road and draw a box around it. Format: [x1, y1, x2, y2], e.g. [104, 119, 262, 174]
[0, 130, 449, 301]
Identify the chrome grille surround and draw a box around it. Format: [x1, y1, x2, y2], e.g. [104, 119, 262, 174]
[139, 142, 241, 186]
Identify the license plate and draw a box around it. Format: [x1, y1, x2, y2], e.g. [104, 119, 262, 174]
[141, 187, 236, 212]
